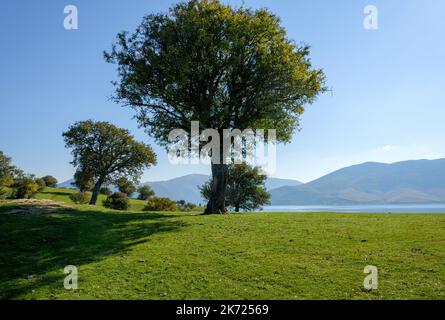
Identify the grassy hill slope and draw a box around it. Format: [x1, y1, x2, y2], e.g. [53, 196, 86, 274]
[35, 188, 149, 212]
[0, 189, 444, 300]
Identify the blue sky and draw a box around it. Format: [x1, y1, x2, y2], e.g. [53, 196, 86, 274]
[1, 0, 444, 183]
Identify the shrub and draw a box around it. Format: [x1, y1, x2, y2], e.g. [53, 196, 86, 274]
[177, 201, 198, 212]
[69, 192, 90, 204]
[0, 187, 12, 200]
[103, 192, 130, 210]
[35, 178, 46, 192]
[100, 187, 113, 196]
[11, 177, 39, 199]
[42, 175, 58, 188]
[143, 197, 177, 212]
[115, 177, 136, 196]
[137, 185, 155, 200]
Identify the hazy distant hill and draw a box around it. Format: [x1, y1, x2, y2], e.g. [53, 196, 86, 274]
[59, 174, 301, 205]
[141, 174, 209, 205]
[143, 174, 301, 204]
[271, 159, 445, 205]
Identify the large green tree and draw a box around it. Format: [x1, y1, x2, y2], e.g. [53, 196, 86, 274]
[201, 163, 270, 212]
[63, 120, 157, 205]
[105, 0, 326, 213]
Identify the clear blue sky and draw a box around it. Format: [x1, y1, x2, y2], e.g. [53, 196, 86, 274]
[1, 0, 444, 183]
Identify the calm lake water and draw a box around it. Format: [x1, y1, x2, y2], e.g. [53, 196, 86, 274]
[261, 204, 445, 213]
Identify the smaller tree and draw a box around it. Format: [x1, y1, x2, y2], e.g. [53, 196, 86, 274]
[0, 151, 15, 188]
[137, 185, 155, 200]
[63, 120, 157, 205]
[115, 177, 136, 197]
[100, 187, 113, 196]
[42, 175, 58, 188]
[201, 163, 270, 212]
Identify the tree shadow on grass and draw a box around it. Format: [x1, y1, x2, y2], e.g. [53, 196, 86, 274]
[0, 203, 186, 299]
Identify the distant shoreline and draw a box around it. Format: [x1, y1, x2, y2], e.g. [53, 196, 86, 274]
[261, 204, 445, 214]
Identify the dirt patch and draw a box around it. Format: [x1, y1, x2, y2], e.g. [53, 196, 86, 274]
[1, 199, 75, 216]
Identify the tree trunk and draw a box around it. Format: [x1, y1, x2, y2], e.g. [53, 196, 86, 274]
[89, 178, 104, 205]
[235, 204, 240, 212]
[204, 163, 228, 214]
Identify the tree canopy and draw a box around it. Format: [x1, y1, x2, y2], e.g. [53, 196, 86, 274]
[42, 175, 58, 188]
[105, 0, 326, 213]
[72, 168, 94, 192]
[116, 177, 137, 196]
[137, 185, 155, 200]
[0, 150, 14, 188]
[63, 120, 157, 205]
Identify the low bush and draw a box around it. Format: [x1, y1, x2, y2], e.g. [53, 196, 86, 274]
[11, 177, 39, 199]
[69, 192, 90, 204]
[103, 192, 130, 210]
[0, 187, 12, 200]
[143, 197, 177, 212]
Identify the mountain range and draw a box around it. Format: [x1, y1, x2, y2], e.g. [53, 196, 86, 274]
[58, 158, 445, 205]
[270, 158, 445, 205]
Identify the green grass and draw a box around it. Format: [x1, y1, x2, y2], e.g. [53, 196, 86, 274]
[35, 188, 149, 212]
[1, 189, 444, 300]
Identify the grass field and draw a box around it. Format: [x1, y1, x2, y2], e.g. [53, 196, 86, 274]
[0, 189, 444, 300]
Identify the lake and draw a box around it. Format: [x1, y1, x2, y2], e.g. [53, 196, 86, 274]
[261, 204, 445, 213]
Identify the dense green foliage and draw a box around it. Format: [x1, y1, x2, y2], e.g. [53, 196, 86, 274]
[137, 185, 155, 200]
[63, 120, 157, 205]
[72, 169, 94, 192]
[41, 176, 58, 188]
[35, 178, 46, 192]
[11, 176, 40, 199]
[0, 151, 45, 199]
[115, 177, 136, 197]
[103, 192, 130, 211]
[105, 0, 326, 213]
[201, 164, 270, 211]
[69, 192, 90, 204]
[35, 188, 148, 211]
[99, 187, 113, 196]
[0, 191, 444, 299]
[143, 196, 178, 212]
